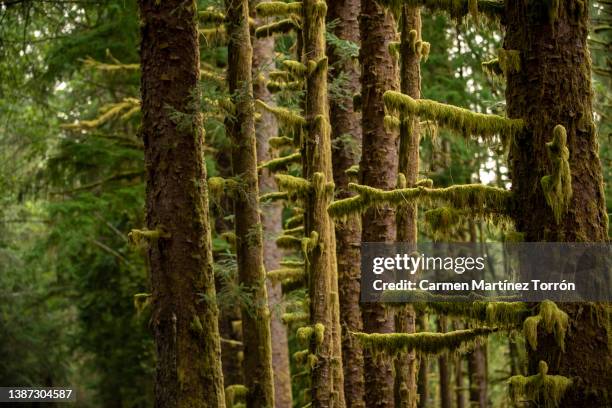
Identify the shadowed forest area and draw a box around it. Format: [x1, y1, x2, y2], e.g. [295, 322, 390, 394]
[0, 0, 610, 407]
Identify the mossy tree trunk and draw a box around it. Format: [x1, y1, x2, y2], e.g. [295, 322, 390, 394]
[327, 0, 365, 406]
[358, 1, 399, 407]
[138, 0, 225, 406]
[394, 6, 422, 408]
[225, 0, 275, 406]
[251, 1, 293, 407]
[505, 1, 610, 405]
[302, 1, 346, 406]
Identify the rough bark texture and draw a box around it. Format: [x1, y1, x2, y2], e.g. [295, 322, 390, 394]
[138, 0, 225, 406]
[225, 1, 275, 406]
[394, 6, 422, 408]
[251, 1, 293, 407]
[302, 1, 346, 407]
[505, 1, 610, 405]
[359, 1, 399, 407]
[327, 0, 365, 406]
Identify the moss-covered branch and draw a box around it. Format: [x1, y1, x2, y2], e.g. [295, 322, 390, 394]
[508, 361, 572, 408]
[255, 18, 301, 38]
[282, 312, 309, 325]
[255, 100, 306, 127]
[267, 267, 305, 283]
[353, 327, 498, 356]
[258, 152, 301, 171]
[61, 98, 140, 130]
[259, 191, 289, 202]
[541, 125, 572, 224]
[379, 0, 504, 20]
[255, 1, 303, 17]
[384, 91, 524, 142]
[268, 136, 295, 149]
[523, 300, 569, 351]
[275, 174, 312, 197]
[328, 182, 513, 219]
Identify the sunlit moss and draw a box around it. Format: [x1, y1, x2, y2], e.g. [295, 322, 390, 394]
[267, 267, 305, 283]
[255, 100, 306, 127]
[255, 18, 301, 38]
[508, 361, 572, 408]
[275, 174, 312, 198]
[282, 60, 308, 77]
[379, 0, 504, 21]
[282, 312, 309, 325]
[256, 1, 303, 17]
[258, 152, 301, 171]
[523, 300, 569, 351]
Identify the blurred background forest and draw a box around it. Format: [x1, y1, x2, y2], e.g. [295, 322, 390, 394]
[0, 0, 609, 407]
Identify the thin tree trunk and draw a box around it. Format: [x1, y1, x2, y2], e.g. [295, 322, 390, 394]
[138, 0, 225, 406]
[467, 345, 488, 408]
[327, 0, 365, 406]
[505, 1, 610, 405]
[251, 2, 293, 407]
[302, 1, 346, 406]
[438, 316, 452, 408]
[225, 0, 275, 406]
[394, 6, 422, 408]
[417, 314, 429, 408]
[359, 2, 399, 406]
[455, 355, 465, 408]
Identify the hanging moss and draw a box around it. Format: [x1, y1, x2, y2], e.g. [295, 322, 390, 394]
[508, 361, 572, 408]
[256, 100, 306, 127]
[267, 267, 305, 283]
[416, 178, 434, 188]
[523, 300, 569, 351]
[345, 165, 359, 178]
[256, 1, 303, 17]
[498, 49, 521, 75]
[199, 10, 226, 23]
[282, 60, 308, 77]
[267, 80, 303, 92]
[276, 235, 303, 250]
[328, 182, 513, 220]
[285, 213, 304, 229]
[297, 323, 325, 346]
[275, 174, 312, 198]
[379, 0, 504, 21]
[384, 91, 525, 142]
[133, 293, 152, 315]
[504, 231, 525, 242]
[258, 152, 302, 171]
[541, 125, 572, 224]
[424, 207, 463, 235]
[384, 115, 401, 131]
[353, 327, 497, 356]
[268, 136, 295, 149]
[225, 384, 248, 408]
[259, 191, 289, 202]
[482, 58, 504, 77]
[255, 18, 301, 38]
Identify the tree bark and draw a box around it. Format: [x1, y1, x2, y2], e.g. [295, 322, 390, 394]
[438, 316, 452, 408]
[417, 314, 429, 408]
[302, 1, 346, 406]
[505, 1, 610, 405]
[138, 0, 225, 406]
[225, 1, 275, 406]
[251, 1, 293, 407]
[467, 345, 488, 408]
[327, 0, 365, 406]
[359, 1, 399, 407]
[394, 6, 422, 408]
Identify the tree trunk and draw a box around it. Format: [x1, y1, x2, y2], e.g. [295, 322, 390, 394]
[251, 1, 293, 407]
[138, 0, 225, 406]
[327, 0, 365, 406]
[302, 1, 346, 406]
[225, 1, 276, 407]
[438, 316, 452, 408]
[394, 6, 422, 408]
[417, 315, 429, 408]
[467, 345, 487, 408]
[455, 355, 465, 408]
[505, 1, 610, 405]
[359, 1, 399, 406]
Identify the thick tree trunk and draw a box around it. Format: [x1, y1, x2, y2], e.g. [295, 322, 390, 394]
[225, 1, 275, 406]
[138, 0, 225, 406]
[251, 2, 293, 407]
[359, 1, 399, 407]
[505, 1, 610, 405]
[327, 0, 365, 406]
[302, 1, 346, 406]
[394, 6, 422, 408]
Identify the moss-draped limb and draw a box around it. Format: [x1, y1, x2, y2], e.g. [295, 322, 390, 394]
[128, 228, 171, 247]
[268, 136, 295, 149]
[255, 1, 303, 17]
[282, 312, 310, 325]
[481, 58, 503, 77]
[267, 267, 305, 283]
[523, 300, 569, 351]
[540, 125, 572, 224]
[282, 59, 308, 77]
[267, 80, 303, 92]
[82, 57, 140, 72]
[284, 225, 305, 236]
[61, 98, 140, 130]
[255, 18, 301, 38]
[378, 0, 504, 20]
[275, 174, 312, 197]
[354, 327, 498, 356]
[258, 152, 302, 171]
[285, 213, 304, 229]
[276, 235, 303, 250]
[328, 182, 512, 219]
[208, 176, 242, 202]
[508, 361, 572, 408]
[297, 323, 326, 346]
[384, 91, 524, 143]
[199, 10, 227, 23]
[255, 100, 306, 126]
[259, 191, 288, 202]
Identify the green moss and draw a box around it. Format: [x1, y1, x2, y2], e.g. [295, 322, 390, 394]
[255, 18, 301, 38]
[541, 125, 572, 224]
[384, 91, 525, 143]
[285, 213, 304, 229]
[280, 259, 305, 268]
[133, 293, 152, 315]
[345, 165, 359, 179]
[267, 267, 305, 286]
[259, 191, 289, 202]
[282, 312, 309, 325]
[275, 174, 312, 198]
[498, 49, 521, 75]
[508, 361, 572, 408]
[268, 136, 295, 149]
[128, 228, 170, 247]
[482, 58, 503, 77]
[379, 0, 504, 21]
[225, 384, 248, 407]
[199, 10, 226, 23]
[255, 100, 306, 127]
[420, 41, 431, 62]
[416, 178, 434, 188]
[522, 300, 569, 351]
[282, 60, 308, 77]
[354, 327, 497, 356]
[284, 225, 305, 236]
[258, 152, 301, 171]
[328, 182, 512, 220]
[190, 315, 204, 334]
[297, 323, 325, 346]
[424, 207, 463, 236]
[267, 80, 303, 92]
[384, 115, 401, 131]
[276, 235, 303, 250]
[255, 1, 303, 17]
